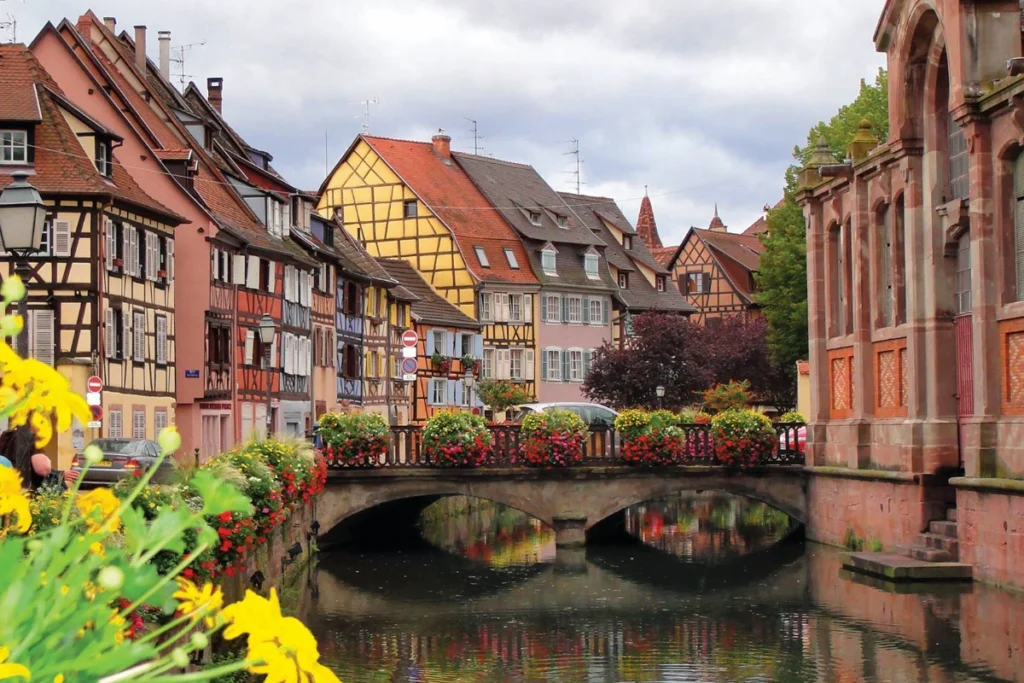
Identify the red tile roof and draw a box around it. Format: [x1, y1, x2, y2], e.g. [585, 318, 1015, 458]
[743, 200, 784, 236]
[651, 246, 677, 267]
[360, 136, 536, 285]
[0, 44, 42, 121]
[635, 195, 662, 249]
[155, 149, 193, 162]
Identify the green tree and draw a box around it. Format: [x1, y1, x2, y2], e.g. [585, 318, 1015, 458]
[756, 68, 889, 384]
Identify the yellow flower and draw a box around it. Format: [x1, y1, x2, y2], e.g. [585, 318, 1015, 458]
[0, 646, 29, 680]
[89, 541, 105, 557]
[0, 342, 90, 447]
[173, 578, 224, 629]
[54, 675, 64, 683]
[0, 468, 30, 533]
[75, 488, 120, 533]
[222, 589, 339, 683]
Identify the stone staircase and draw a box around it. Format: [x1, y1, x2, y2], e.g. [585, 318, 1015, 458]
[898, 507, 959, 562]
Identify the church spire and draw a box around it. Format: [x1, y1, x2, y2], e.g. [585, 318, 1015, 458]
[708, 203, 727, 232]
[636, 193, 663, 249]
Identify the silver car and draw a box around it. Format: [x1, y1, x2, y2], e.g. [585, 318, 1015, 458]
[70, 438, 176, 487]
[513, 403, 620, 458]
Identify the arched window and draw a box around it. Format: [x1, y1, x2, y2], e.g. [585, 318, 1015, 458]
[894, 194, 907, 324]
[842, 219, 853, 334]
[878, 205, 893, 328]
[828, 223, 844, 337]
[1014, 154, 1024, 301]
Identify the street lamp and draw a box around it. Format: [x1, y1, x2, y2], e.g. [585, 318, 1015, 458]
[0, 172, 47, 355]
[258, 313, 277, 438]
[656, 385, 665, 410]
[463, 370, 476, 412]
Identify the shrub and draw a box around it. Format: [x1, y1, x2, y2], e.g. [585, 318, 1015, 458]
[317, 411, 390, 467]
[422, 412, 492, 467]
[710, 409, 776, 469]
[613, 408, 654, 440]
[244, 438, 314, 508]
[779, 410, 806, 423]
[218, 447, 284, 540]
[678, 408, 713, 425]
[477, 380, 532, 415]
[520, 409, 589, 467]
[703, 380, 752, 413]
[27, 484, 72, 535]
[616, 409, 687, 466]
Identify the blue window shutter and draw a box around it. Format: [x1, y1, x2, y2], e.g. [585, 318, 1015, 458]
[582, 297, 590, 324]
[447, 379, 456, 406]
[454, 333, 463, 357]
[562, 350, 570, 381]
[446, 331, 454, 356]
[540, 295, 547, 322]
[602, 299, 609, 324]
[541, 348, 548, 380]
[561, 297, 569, 323]
[584, 350, 593, 375]
[426, 329, 435, 356]
[454, 381, 463, 407]
[474, 334, 483, 357]
[427, 379, 437, 406]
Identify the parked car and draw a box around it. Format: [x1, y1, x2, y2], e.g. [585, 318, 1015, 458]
[512, 403, 620, 458]
[70, 438, 177, 487]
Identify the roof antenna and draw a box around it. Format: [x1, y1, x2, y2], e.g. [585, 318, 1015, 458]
[0, 0, 17, 43]
[563, 138, 584, 194]
[465, 117, 484, 155]
[170, 39, 206, 92]
[354, 97, 379, 134]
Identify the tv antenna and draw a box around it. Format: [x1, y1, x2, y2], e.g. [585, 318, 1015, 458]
[465, 117, 484, 155]
[354, 97, 380, 134]
[170, 39, 206, 92]
[0, 0, 18, 43]
[563, 138, 584, 194]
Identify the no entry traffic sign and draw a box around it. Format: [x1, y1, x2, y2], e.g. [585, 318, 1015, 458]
[87, 375, 103, 393]
[401, 329, 418, 348]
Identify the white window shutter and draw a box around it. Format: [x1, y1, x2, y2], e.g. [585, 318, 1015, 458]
[105, 308, 114, 359]
[29, 310, 55, 366]
[122, 309, 130, 360]
[267, 260, 276, 293]
[244, 329, 255, 365]
[497, 349, 511, 380]
[54, 221, 70, 258]
[305, 337, 312, 376]
[122, 221, 130, 271]
[134, 312, 145, 362]
[211, 248, 220, 281]
[167, 239, 174, 281]
[524, 349, 535, 381]
[105, 218, 115, 270]
[129, 228, 139, 277]
[270, 332, 278, 370]
[524, 294, 532, 323]
[246, 256, 260, 289]
[156, 317, 167, 364]
[307, 273, 313, 307]
[233, 254, 246, 285]
[290, 335, 298, 375]
[284, 267, 292, 302]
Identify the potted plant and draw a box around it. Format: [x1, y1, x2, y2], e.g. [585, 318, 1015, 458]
[477, 380, 532, 419]
[615, 409, 687, 466]
[710, 409, 777, 470]
[422, 412, 493, 466]
[431, 351, 452, 374]
[317, 411, 390, 467]
[520, 409, 589, 467]
[460, 353, 477, 372]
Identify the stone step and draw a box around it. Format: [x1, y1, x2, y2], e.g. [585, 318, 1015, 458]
[917, 533, 959, 556]
[841, 552, 972, 582]
[946, 507, 958, 522]
[929, 520, 959, 538]
[906, 546, 953, 563]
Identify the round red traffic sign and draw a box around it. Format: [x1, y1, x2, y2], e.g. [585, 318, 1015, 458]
[87, 375, 103, 393]
[401, 357, 418, 375]
[90, 405, 103, 421]
[401, 330, 418, 348]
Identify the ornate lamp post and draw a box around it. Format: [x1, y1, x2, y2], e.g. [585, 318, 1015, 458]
[258, 313, 277, 438]
[463, 370, 476, 413]
[656, 385, 665, 410]
[0, 172, 47, 356]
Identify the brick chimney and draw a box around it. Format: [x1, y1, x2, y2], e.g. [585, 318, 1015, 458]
[103, 16, 116, 32]
[158, 31, 171, 81]
[432, 131, 451, 158]
[134, 25, 147, 71]
[207, 77, 223, 114]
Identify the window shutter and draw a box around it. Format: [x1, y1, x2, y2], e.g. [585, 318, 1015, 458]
[474, 334, 483, 358]
[244, 330, 255, 366]
[29, 310, 55, 366]
[270, 331, 278, 370]
[155, 410, 168, 434]
[540, 295, 549, 322]
[54, 222, 70, 258]
[232, 254, 245, 285]
[561, 350, 570, 381]
[561, 297, 569, 323]
[425, 328, 436, 356]
[524, 349, 535, 381]
[122, 221, 130, 271]
[427, 379, 438, 406]
[541, 348, 548, 380]
[524, 294, 532, 323]
[497, 349, 510, 379]
[122, 309, 130, 360]
[307, 273, 314, 307]
[453, 333, 463, 358]
[105, 308, 114, 359]
[134, 312, 145, 362]
[240, 404, 253, 441]
[453, 380, 463, 407]
[110, 409, 123, 439]
[603, 300, 610, 324]
[211, 248, 220, 282]
[246, 256, 260, 289]
[166, 239, 174, 281]
[582, 297, 590, 324]
[267, 260, 276, 293]
[584, 350, 593, 376]
[156, 317, 167, 364]
[105, 218, 115, 270]
[128, 227, 138, 276]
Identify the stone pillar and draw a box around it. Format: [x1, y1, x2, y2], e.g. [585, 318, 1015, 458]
[899, 151, 927, 474]
[553, 546, 587, 574]
[803, 199, 830, 465]
[849, 174, 874, 469]
[552, 512, 587, 548]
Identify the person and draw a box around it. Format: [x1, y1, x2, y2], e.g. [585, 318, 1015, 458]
[0, 423, 76, 490]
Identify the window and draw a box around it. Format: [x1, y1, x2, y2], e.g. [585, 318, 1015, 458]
[366, 350, 377, 378]
[687, 272, 709, 294]
[109, 408, 123, 439]
[431, 330, 447, 355]
[590, 298, 602, 324]
[345, 282, 360, 316]
[155, 316, 168, 365]
[154, 409, 168, 435]
[474, 246, 490, 267]
[878, 206, 893, 328]
[133, 310, 146, 362]
[24, 310, 54, 366]
[545, 349, 561, 381]
[567, 296, 582, 323]
[510, 349, 523, 380]
[343, 345, 359, 378]
[618, 272, 628, 289]
[160, 236, 172, 283]
[430, 378, 447, 405]
[555, 215, 569, 229]
[403, 200, 417, 218]
[508, 294, 523, 322]
[132, 408, 146, 439]
[584, 253, 599, 279]
[569, 350, 584, 381]
[96, 140, 111, 177]
[527, 210, 542, 226]
[894, 195, 907, 324]
[207, 323, 230, 366]
[460, 333, 473, 357]
[542, 248, 557, 275]
[956, 232, 972, 314]
[106, 219, 124, 271]
[323, 223, 335, 248]
[145, 232, 160, 281]
[0, 130, 27, 164]
[948, 114, 969, 201]
[482, 348, 495, 379]
[211, 248, 231, 283]
[504, 248, 519, 269]
[105, 308, 125, 360]
[623, 235, 632, 250]
[1015, 156, 1024, 301]
[479, 292, 492, 321]
[259, 259, 273, 292]
[545, 295, 560, 322]
[828, 224, 847, 337]
[657, 276, 666, 292]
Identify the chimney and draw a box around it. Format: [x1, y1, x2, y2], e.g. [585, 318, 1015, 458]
[207, 77, 223, 114]
[103, 16, 116, 32]
[134, 25, 147, 71]
[431, 131, 451, 159]
[158, 31, 171, 80]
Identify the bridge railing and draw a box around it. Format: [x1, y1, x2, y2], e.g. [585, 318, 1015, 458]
[347, 422, 807, 469]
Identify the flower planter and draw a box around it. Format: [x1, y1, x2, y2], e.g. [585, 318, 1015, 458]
[423, 412, 492, 467]
[520, 409, 588, 467]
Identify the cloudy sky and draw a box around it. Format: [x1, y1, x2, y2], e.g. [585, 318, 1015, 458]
[9, 0, 885, 244]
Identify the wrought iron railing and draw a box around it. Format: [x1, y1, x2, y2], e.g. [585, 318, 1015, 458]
[325, 422, 806, 469]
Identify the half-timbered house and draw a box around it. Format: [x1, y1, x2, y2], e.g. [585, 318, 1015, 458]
[0, 44, 184, 467]
[316, 134, 540, 408]
[454, 155, 618, 402]
[377, 258, 483, 423]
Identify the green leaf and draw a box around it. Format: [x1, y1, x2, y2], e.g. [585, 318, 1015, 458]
[121, 505, 148, 555]
[191, 469, 253, 516]
[146, 506, 192, 556]
[121, 562, 165, 603]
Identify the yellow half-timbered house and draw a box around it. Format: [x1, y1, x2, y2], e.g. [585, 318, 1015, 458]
[316, 134, 540, 406]
[0, 45, 183, 467]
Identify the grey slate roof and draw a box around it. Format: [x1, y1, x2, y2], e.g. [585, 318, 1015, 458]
[377, 259, 480, 330]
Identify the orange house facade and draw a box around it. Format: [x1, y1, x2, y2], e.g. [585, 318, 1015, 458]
[797, 0, 1024, 589]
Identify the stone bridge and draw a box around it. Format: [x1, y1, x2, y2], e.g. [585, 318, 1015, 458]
[319, 465, 807, 547]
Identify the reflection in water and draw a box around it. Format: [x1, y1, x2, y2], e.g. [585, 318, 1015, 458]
[301, 494, 1024, 682]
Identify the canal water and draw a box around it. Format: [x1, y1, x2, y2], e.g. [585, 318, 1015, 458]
[301, 493, 1024, 682]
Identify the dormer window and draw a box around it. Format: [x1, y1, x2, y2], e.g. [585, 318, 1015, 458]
[657, 276, 666, 292]
[618, 272, 628, 289]
[527, 210, 542, 226]
[95, 140, 111, 177]
[475, 246, 490, 268]
[541, 246, 557, 275]
[555, 215, 569, 229]
[623, 235, 632, 250]
[504, 247, 519, 269]
[1, 130, 28, 164]
[584, 252, 599, 279]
